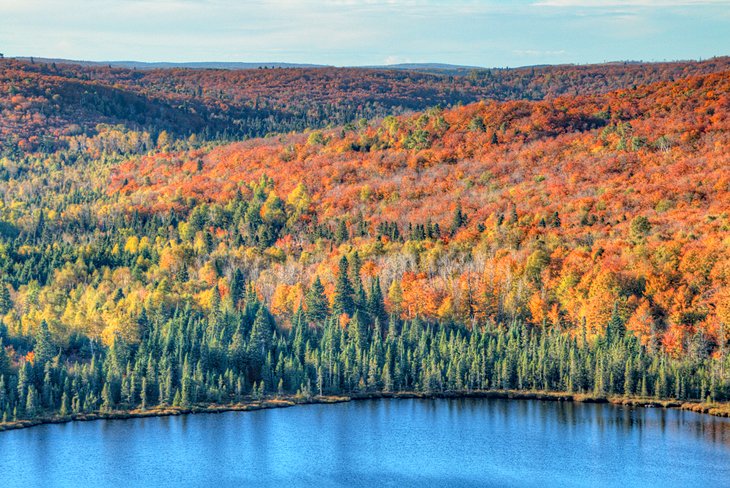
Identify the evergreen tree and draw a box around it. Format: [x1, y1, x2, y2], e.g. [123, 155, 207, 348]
[623, 358, 634, 395]
[335, 220, 349, 243]
[367, 277, 388, 328]
[0, 338, 9, 376]
[24, 386, 39, 416]
[249, 305, 273, 359]
[450, 203, 467, 235]
[333, 256, 355, 317]
[34, 320, 55, 366]
[606, 303, 624, 343]
[305, 276, 329, 323]
[0, 280, 11, 315]
[230, 269, 246, 307]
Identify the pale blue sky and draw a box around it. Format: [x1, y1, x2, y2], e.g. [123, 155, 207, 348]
[1, 0, 729, 66]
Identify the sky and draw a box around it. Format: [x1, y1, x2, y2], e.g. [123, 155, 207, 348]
[1, 0, 729, 67]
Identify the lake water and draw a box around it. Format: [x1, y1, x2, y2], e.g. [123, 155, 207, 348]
[2, 398, 730, 487]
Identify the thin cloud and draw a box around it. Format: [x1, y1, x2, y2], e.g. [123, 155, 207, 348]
[0, 0, 727, 66]
[534, 0, 730, 6]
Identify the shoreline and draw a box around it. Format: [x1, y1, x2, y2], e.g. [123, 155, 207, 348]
[1, 389, 729, 433]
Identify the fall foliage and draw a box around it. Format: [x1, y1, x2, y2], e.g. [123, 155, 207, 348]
[0, 58, 729, 424]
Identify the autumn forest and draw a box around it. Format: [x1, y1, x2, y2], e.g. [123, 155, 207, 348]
[1, 56, 729, 426]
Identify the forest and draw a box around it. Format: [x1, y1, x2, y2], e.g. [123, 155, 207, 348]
[2, 56, 729, 152]
[0, 57, 729, 425]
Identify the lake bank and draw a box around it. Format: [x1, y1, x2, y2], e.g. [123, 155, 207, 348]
[2, 389, 729, 433]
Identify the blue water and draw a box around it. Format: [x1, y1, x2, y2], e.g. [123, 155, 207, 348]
[2, 399, 730, 487]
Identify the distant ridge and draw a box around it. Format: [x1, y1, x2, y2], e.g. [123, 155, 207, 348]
[362, 62, 486, 70]
[10, 56, 727, 73]
[13, 57, 488, 72]
[13, 57, 328, 70]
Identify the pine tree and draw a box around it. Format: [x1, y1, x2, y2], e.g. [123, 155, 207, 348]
[550, 211, 561, 228]
[172, 389, 182, 407]
[25, 385, 39, 417]
[102, 383, 113, 412]
[16, 361, 30, 415]
[0, 280, 11, 315]
[60, 391, 69, 416]
[367, 277, 388, 328]
[450, 203, 467, 235]
[0, 375, 6, 412]
[305, 276, 329, 323]
[348, 312, 368, 351]
[0, 338, 9, 376]
[593, 357, 605, 396]
[230, 269, 246, 307]
[333, 256, 355, 317]
[34, 320, 55, 366]
[606, 303, 624, 343]
[249, 305, 273, 359]
[335, 220, 349, 243]
[140, 377, 148, 410]
[623, 358, 634, 396]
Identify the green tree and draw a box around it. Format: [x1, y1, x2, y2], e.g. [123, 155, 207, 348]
[34, 320, 55, 366]
[450, 203, 467, 235]
[249, 305, 273, 359]
[629, 215, 652, 242]
[335, 220, 349, 244]
[305, 276, 329, 323]
[0, 280, 11, 315]
[333, 256, 355, 317]
[230, 269, 246, 307]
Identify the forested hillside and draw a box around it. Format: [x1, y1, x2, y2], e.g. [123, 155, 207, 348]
[2, 56, 729, 152]
[0, 61, 729, 425]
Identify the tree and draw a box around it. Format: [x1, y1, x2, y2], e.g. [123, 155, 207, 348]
[606, 303, 625, 343]
[102, 383, 114, 412]
[0, 280, 11, 315]
[305, 276, 329, 323]
[156, 130, 170, 148]
[550, 211, 561, 228]
[333, 256, 355, 317]
[335, 220, 349, 244]
[0, 338, 8, 376]
[348, 311, 368, 351]
[249, 305, 273, 359]
[141, 377, 148, 410]
[450, 203, 467, 235]
[34, 320, 55, 366]
[261, 191, 286, 230]
[25, 386, 39, 417]
[388, 280, 403, 316]
[468, 116, 486, 132]
[367, 277, 388, 328]
[629, 216, 651, 242]
[230, 269, 246, 307]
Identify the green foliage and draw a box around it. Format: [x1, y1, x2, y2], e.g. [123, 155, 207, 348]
[333, 256, 355, 317]
[305, 276, 329, 323]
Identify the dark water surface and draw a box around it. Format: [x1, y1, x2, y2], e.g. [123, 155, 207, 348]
[2, 398, 730, 487]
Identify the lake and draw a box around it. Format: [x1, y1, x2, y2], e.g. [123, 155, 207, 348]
[2, 398, 730, 487]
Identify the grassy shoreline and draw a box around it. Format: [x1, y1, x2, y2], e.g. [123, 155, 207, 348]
[1, 390, 729, 433]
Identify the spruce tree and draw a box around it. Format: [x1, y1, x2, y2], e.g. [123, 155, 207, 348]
[305, 276, 329, 323]
[333, 256, 355, 317]
[249, 305, 273, 359]
[335, 220, 349, 243]
[367, 277, 388, 328]
[34, 320, 55, 366]
[450, 203, 467, 235]
[0, 280, 11, 315]
[230, 269, 246, 307]
[0, 338, 8, 376]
